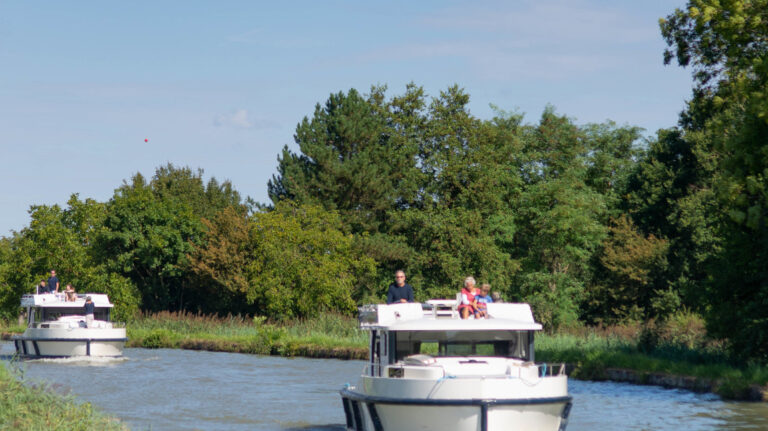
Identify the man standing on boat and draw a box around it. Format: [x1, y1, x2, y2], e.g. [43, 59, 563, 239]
[386, 270, 414, 304]
[84, 296, 95, 328]
[47, 270, 60, 294]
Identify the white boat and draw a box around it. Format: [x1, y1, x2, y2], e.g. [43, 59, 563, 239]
[339, 301, 572, 431]
[12, 293, 127, 358]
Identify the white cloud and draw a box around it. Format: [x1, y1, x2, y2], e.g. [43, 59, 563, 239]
[213, 109, 279, 130]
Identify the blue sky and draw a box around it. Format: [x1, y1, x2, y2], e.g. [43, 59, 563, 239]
[0, 0, 691, 236]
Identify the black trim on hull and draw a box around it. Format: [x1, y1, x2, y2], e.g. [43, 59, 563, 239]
[365, 403, 384, 431]
[340, 388, 572, 407]
[340, 389, 572, 431]
[12, 337, 128, 342]
[11, 337, 128, 358]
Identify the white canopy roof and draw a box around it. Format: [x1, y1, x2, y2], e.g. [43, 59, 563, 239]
[387, 317, 542, 331]
[20, 293, 114, 308]
[359, 302, 542, 331]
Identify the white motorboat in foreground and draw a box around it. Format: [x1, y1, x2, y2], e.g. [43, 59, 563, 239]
[12, 293, 127, 358]
[340, 301, 571, 431]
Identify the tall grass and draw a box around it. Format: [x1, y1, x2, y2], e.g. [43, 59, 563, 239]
[125, 311, 367, 358]
[0, 363, 126, 430]
[537, 317, 768, 400]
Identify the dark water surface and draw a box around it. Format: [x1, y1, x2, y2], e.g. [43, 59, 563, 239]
[2, 342, 767, 430]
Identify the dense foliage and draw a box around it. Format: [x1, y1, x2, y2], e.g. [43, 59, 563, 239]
[1, 1, 767, 362]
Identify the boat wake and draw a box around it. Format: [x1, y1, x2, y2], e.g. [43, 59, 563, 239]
[27, 355, 128, 366]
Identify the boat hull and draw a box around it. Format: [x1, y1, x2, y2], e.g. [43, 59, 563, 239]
[12, 327, 127, 358]
[341, 388, 571, 431]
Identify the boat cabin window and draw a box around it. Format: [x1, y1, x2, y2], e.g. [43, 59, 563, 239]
[392, 330, 533, 362]
[36, 308, 110, 322]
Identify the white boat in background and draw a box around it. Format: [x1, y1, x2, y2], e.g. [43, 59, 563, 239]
[340, 301, 572, 431]
[12, 293, 127, 358]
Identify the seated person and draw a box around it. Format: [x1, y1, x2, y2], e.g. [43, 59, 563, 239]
[491, 291, 503, 303]
[458, 276, 479, 319]
[475, 283, 493, 318]
[37, 280, 47, 294]
[65, 284, 76, 302]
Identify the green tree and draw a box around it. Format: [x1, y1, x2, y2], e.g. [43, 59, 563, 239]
[96, 165, 245, 312]
[388, 207, 519, 300]
[186, 206, 255, 314]
[624, 129, 723, 312]
[586, 215, 669, 322]
[247, 202, 376, 319]
[96, 172, 202, 311]
[661, 0, 768, 360]
[269, 86, 422, 233]
[0, 234, 33, 320]
[514, 109, 607, 329]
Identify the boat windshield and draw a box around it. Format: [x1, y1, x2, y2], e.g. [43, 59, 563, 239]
[392, 330, 533, 362]
[33, 307, 110, 323]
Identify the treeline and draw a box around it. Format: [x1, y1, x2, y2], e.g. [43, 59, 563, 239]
[0, 1, 766, 361]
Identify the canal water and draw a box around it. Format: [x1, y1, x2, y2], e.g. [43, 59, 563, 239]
[2, 342, 768, 430]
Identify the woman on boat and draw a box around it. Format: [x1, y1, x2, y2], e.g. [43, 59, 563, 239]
[458, 276, 479, 319]
[65, 284, 76, 302]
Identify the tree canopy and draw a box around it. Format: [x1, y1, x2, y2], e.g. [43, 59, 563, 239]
[1, 1, 767, 362]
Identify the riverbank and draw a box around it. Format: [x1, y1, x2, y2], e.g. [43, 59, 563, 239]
[3, 311, 767, 401]
[0, 362, 126, 430]
[535, 332, 768, 401]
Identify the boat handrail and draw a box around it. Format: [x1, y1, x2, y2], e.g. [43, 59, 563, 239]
[538, 362, 567, 377]
[365, 361, 567, 379]
[28, 320, 127, 329]
[363, 363, 383, 377]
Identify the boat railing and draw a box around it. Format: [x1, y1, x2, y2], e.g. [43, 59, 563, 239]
[363, 363, 383, 377]
[423, 299, 459, 318]
[365, 361, 567, 380]
[538, 362, 567, 377]
[29, 320, 127, 329]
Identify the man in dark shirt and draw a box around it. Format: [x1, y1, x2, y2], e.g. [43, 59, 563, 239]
[84, 296, 95, 328]
[47, 269, 60, 294]
[386, 270, 415, 304]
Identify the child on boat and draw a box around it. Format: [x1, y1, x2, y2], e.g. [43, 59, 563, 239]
[475, 283, 493, 318]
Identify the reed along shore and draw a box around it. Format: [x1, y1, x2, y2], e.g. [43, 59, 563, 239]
[0, 362, 126, 430]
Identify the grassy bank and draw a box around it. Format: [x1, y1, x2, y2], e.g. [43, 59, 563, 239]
[536, 331, 768, 400]
[3, 311, 767, 400]
[125, 311, 368, 359]
[0, 363, 126, 430]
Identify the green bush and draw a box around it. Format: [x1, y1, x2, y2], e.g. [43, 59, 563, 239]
[142, 328, 176, 348]
[0, 363, 125, 430]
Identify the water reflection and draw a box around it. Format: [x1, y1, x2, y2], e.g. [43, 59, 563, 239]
[2, 342, 767, 430]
